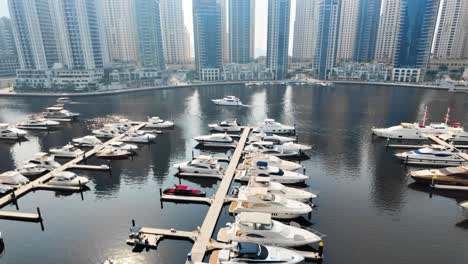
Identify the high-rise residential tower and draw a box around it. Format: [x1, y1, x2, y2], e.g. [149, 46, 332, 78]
[160, 0, 190, 64]
[220, 0, 229, 63]
[8, 0, 60, 69]
[336, 0, 359, 62]
[193, 0, 223, 76]
[375, 0, 401, 65]
[135, 0, 165, 69]
[292, 0, 320, 62]
[353, 0, 382, 62]
[229, 0, 255, 63]
[432, 0, 468, 59]
[0, 17, 17, 58]
[266, 0, 291, 80]
[102, 0, 139, 64]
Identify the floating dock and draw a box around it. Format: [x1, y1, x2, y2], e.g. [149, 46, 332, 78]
[427, 135, 468, 162]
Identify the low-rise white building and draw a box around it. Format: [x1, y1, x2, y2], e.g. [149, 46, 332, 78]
[221, 63, 274, 81]
[391, 68, 421, 83]
[201, 68, 221, 81]
[329, 62, 390, 82]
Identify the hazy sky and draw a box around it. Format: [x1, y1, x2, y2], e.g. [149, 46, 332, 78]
[0, 0, 296, 57]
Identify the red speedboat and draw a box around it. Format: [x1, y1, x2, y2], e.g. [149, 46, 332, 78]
[163, 185, 206, 197]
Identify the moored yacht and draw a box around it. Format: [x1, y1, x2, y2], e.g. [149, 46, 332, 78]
[49, 144, 84, 158]
[92, 124, 121, 138]
[0, 171, 29, 186]
[47, 171, 88, 186]
[209, 120, 242, 132]
[146, 116, 174, 128]
[194, 133, 237, 147]
[394, 145, 466, 166]
[0, 124, 27, 139]
[174, 155, 226, 178]
[249, 132, 296, 144]
[0, 183, 14, 194]
[244, 142, 310, 157]
[96, 147, 131, 159]
[18, 153, 60, 176]
[253, 119, 295, 134]
[109, 141, 139, 152]
[245, 177, 316, 201]
[241, 154, 304, 172]
[238, 162, 308, 184]
[218, 212, 322, 247]
[408, 166, 468, 190]
[212, 96, 243, 106]
[17, 118, 60, 130]
[72, 135, 102, 147]
[211, 242, 304, 264]
[42, 105, 79, 121]
[121, 131, 156, 143]
[163, 185, 206, 197]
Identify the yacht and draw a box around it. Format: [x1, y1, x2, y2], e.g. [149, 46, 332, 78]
[244, 177, 316, 201]
[394, 145, 466, 166]
[72, 135, 102, 147]
[56, 97, 71, 104]
[249, 132, 296, 144]
[0, 184, 14, 194]
[0, 171, 29, 185]
[109, 141, 139, 152]
[146, 116, 174, 128]
[253, 119, 295, 134]
[194, 133, 237, 147]
[238, 163, 309, 184]
[42, 105, 79, 121]
[218, 212, 322, 247]
[92, 124, 121, 139]
[174, 155, 225, 178]
[49, 144, 84, 158]
[408, 166, 468, 190]
[96, 147, 131, 159]
[18, 153, 61, 176]
[241, 154, 304, 172]
[244, 142, 310, 157]
[163, 185, 206, 197]
[229, 189, 312, 219]
[110, 119, 133, 133]
[461, 201, 468, 209]
[211, 242, 304, 264]
[0, 124, 27, 139]
[17, 118, 60, 130]
[209, 120, 242, 132]
[47, 171, 88, 186]
[212, 96, 243, 106]
[121, 131, 156, 143]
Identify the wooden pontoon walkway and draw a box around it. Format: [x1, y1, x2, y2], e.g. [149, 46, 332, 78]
[427, 135, 468, 162]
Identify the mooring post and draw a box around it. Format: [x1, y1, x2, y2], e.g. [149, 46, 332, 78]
[159, 188, 162, 197]
[132, 219, 135, 227]
[37, 207, 42, 221]
[83, 152, 87, 164]
[318, 241, 324, 257]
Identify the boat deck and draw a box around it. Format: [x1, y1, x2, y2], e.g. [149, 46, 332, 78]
[427, 135, 468, 162]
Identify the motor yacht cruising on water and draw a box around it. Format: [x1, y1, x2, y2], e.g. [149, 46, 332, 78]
[0, 124, 27, 139]
[17, 118, 60, 130]
[209, 120, 242, 132]
[241, 154, 304, 172]
[194, 133, 238, 148]
[121, 131, 156, 143]
[244, 142, 310, 158]
[212, 96, 243, 106]
[173, 155, 226, 178]
[217, 212, 322, 247]
[211, 242, 304, 264]
[56, 97, 72, 104]
[72, 135, 102, 147]
[238, 162, 309, 184]
[146, 116, 175, 129]
[243, 177, 317, 201]
[253, 119, 295, 134]
[47, 171, 88, 186]
[18, 153, 61, 176]
[42, 104, 79, 121]
[49, 144, 84, 158]
[394, 145, 466, 166]
[408, 166, 468, 191]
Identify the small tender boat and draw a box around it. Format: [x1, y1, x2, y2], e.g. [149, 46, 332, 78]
[0, 183, 14, 194]
[163, 185, 206, 197]
[238, 162, 309, 184]
[42, 104, 79, 121]
[92, 124, 121, 138]
[211, 242, 304, 264]
[72, 135, 102, 147]
[146, 116, 174, 128]
[244, 142, 310, 157]
[47, 171, 88, 186]
[218, 212, 322, 247]
[461, 201, 468, 209]
[109, 141, 139, 152]
[0, 124, 27, 139]
[56, 97, 71, 104]
[253, 119, 295, 134]
[0, 171, 29, 185]
[241, 154, 304, 172]
[244, 177, 316, 201]
[229, 189, 312, 219]
[208, 120, 242, 132]
[49, 144, 84, 158]
[121, 131, 156, 143]
[193, 133, 237, 148]
[212, 96, 243, 106]
[408, 166, 468, 189]
[394, 145, 466, 166]
[174, 155, 225, 178]
[249, 132, 296, 144]
[96, 148, 131, 159]
[18, 152, 60, 176]
[17, 118, 60, 130]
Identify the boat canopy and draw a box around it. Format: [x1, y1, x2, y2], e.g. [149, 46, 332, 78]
[236, 243, 261, 258]
[237, 212, 271, 225]
[256, 161, 268, 168]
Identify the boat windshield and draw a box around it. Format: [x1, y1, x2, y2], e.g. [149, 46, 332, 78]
[236, 243, 265, 259]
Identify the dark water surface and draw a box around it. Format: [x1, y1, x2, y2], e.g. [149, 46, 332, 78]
[0, 84, 467, 264]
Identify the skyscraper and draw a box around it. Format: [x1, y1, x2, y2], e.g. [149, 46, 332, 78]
[102, 0, 139, 64]
[160, 0, 190, 64]
[8, 0, 60, 69]
[229, 0, 255, 63]
[336, 0, 359, 62]
[432, 0, 468, 59]
[0, 17, 17, 58]
[313, 0, 341, 79]
[193, 0, 223, 74]
[266, 0, 291, 80]
[135, 0, 165, 69]
[354, 0, 382, 62]
[375, 0, 401, 65]
[220, 0, 229, 63]
[292, 0, 319, 62]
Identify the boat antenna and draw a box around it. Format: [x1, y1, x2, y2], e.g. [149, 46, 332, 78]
[422, 106, 428, 126]
[444, 107, 451, 125]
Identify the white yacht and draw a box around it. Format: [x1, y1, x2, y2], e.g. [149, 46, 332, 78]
[146, 116, 174, 128]
[121, 131, 156, 143]
[92, 124, 121, 139]
[194, 133, 237, 147]
[218, 213, 322, 247]
[249, 132, 296, 144]
[209, 120, 242, 132]
[461, 201, 468, 209]
[229, 189, 312, 219]
[244, 142, 310, 157]
[0, 171, 29, 185]
[96, 148, 131, 159]
[0, 184, 14, 194]
[49, 144, 84, 158]
[174, 155, 225, 178]
[245, 177, 316, 201]
[212, 242, 304, 264]
[241, 154, 304, 172]
[18, 153, 61, 176]
[0, 124, 27, 139]
[17, 118, 60, 130]
[212, 96, 243, 106]
[238, 163, 309, 184]
[56, 97, 72, 104]
[111, 119, 133, 133]
[42, 105, 79, 121]
[47, 171, 88, 186]
[109, 141, 139, 152]
[253, 119, 295, 134]
[394, 145, 466, 166]
[72, 135, 102, 147]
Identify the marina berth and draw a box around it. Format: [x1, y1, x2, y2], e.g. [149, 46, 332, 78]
[146, 116, 175, 128]
[49, 144, 84, 158]
[208, 120, 242, 132]
[16, 118, 60, 130]
[72, 135, 102, 147]
[0, 124, 27, 139]
[238, 162, 309, 184]
[0, 171, 30, 186]
[18, 153, 61, 176]
[245, 177, 316, 201]
[173, 155, 225, 178]
[212, 96, 243, 106]
[394, 145, 467, 166]
[241, 154, 304, 172]
[121, 131, 156, 143]
[408, 166, 468, 189]
[42, 104, 79, 121]
[253, 119, 295, 134]
[217, 212, 322, 247]
[210, 242, 304, 264]
[46, 171, 88, 187]
[194, 133, 238, 148]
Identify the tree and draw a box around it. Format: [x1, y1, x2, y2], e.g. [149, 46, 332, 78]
[425, 70, 438, 82]
[438, 65, 448, 72]
[449, 72, 462, 81]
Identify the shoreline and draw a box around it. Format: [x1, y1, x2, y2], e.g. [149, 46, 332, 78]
[331, 80, 468, 92]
